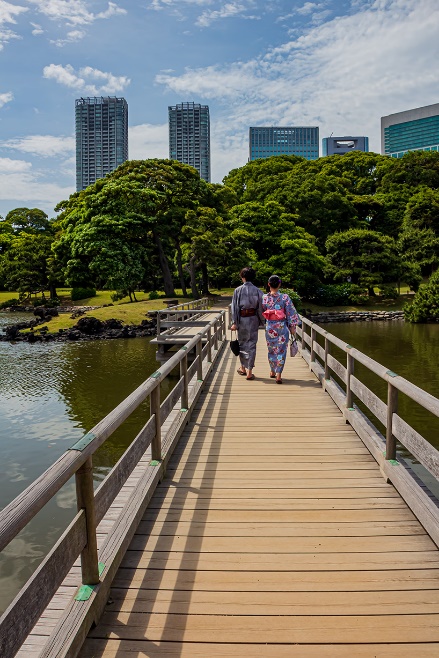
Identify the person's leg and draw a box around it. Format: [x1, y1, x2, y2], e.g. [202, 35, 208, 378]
[275, 329, 289, 382]
[245, 317, 259, 379]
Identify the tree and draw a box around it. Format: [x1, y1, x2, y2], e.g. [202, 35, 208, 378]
[0, 232, 55, 297]
[55, 159, 214, 297]
[403, 187, 439, 233]
[404, 270, 439, 323]
[325, 229, 401, 295]
[3, 207, 52, 234]
[398, 227, 439, 273]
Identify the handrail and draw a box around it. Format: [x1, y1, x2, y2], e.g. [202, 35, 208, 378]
[0, 306, 227, 658]
[156, 297, 210, 335]
[298, 316, 439, 536]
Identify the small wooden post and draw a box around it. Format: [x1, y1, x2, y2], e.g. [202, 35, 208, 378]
[150, 385, 161, 461]
[214, 321, 218, 350]
[75, 457, 100, 585]
[346, 350, 354, 409]
[386, 382, 399, 460]
[180, 353, 189, 410]
[324, 336, 330, 380]
[310, 326, 316, 369]
[156, 311, 161, 336]
[207, 327, 212, 362]
[196, 338, 203, 381]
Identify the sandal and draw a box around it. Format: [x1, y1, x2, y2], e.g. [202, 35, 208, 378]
[237, 369, 247, 376]
[270, 372, 276, 378]
[276, 378, 283, 384]
[246, 374, 255, 380]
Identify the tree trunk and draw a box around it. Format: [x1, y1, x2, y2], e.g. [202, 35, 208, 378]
[153, 230, 176, 296]
[176, 243, 187, 296]
[189, 255, 199, 299]
[49, 283, 57, 300]
[200, 262, 209, 295]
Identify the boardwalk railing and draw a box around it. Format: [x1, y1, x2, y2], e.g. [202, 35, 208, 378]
[298, 316, 439, 547]
[0, 306, 227, 658]
[156, 297, 212, 337]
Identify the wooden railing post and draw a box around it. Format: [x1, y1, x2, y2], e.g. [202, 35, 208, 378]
[180, 352, 189, 410]
[156, 311, 161, 336]
[310, 326, 316, 369]
[196, 338, 203, 381]
[346, 348, 354, 409]
[75, 457, 100, 585]
[150, 385, 161, 461]
[207, 327, 212, 362]
[324, 335, 330, 380]
[214, 320, 218, 351]
[386, 381, 399, 460]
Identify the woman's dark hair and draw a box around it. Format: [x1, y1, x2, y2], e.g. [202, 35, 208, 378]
[240, 267, 256, 282]
[268, 274, 281, 289]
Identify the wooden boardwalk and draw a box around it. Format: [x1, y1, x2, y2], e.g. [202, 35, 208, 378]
[78, 344, 439, 657]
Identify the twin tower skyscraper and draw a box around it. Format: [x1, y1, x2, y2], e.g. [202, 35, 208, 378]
[75, 98, 211, 191]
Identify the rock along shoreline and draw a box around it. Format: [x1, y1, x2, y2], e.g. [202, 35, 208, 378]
[305, 310, 405, 323]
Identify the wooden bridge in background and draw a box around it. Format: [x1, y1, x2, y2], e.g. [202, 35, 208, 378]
[1, 300, 439, 656]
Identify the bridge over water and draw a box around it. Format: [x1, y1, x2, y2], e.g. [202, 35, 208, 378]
[1, 299, 439, 657]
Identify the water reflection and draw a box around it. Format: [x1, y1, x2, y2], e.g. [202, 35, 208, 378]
[323, 321, 439, 496]
[0, 331, 173, 612]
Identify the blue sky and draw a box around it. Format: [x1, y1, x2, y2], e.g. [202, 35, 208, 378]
[0, 0, 438, 217]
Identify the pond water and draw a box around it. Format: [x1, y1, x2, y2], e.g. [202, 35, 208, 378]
[0, 313, 176, 613]
[1, 315, 439, 614]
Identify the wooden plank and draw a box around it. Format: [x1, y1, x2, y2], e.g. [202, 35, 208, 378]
[79, 639, 439, 658]
[112, 566, 439, 592]
[393, 413, 439, 481]
[89, 612, 439, 643]
[351, 375, 387, 426]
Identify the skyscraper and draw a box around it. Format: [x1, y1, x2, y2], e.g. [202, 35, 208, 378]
[168, 102, 211, 182]
[322, 136, 369, 156]
[381, 103, 439, 158]
[75, 97, 128, 191]
[249, 126, 319, 161]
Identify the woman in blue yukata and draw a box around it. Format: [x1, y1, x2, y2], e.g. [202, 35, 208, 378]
[262, 274, 299, 384]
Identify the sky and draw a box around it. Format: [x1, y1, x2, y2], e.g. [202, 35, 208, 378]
[0, 0, 438, 217]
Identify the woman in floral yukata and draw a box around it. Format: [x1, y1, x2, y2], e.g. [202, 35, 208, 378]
[262, 274, 299, 384]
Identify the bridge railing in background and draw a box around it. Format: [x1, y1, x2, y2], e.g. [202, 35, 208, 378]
[298, 316, 439, 548]
[156, 297, 210, 335]
[0, 308, 227, 658]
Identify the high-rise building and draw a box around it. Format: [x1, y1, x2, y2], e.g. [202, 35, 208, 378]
[381, 103, 439, 158]
[75, 97, 128, 191]
[322, 136, 369, 156]
[168, 102, 211, 182]
[249, 126, 319, 161]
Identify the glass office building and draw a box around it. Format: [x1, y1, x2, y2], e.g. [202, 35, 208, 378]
[75, 97, 128, 191]
[381, 103, 439, 158]
[322, 136, 369, 156]
[168, 102, 211, 182]
[249, 126, 319, 161]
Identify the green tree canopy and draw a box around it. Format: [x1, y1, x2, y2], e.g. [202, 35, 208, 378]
[404, 270, 439, 323]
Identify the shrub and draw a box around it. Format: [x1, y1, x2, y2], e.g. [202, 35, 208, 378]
[348, 285, 369, 305]
[404, 270, 439, 323]
[0, 297, 20, 309]
[71, 287, 96, 301]
[280, 288, 302, 312]
[378, 285, 398, 300]
[110, 291, 127, 302]
[148, 290, 161, 300]
[309, 283, 354, 307]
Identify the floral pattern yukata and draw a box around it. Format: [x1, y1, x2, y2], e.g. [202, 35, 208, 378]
[262, 292, 299, 374]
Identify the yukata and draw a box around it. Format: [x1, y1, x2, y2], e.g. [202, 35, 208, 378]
[231, 281, 264, 370]
[262, 292, 299, 374]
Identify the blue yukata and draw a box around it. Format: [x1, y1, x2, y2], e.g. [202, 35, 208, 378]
[262, 292, 300, 374]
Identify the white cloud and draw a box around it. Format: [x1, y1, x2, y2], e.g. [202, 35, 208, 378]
[128, 123, 169, 160]
[0, 27, 20, 49]
[0, 91, 13, 107]
[30, 21, 43, 35]
[0, 170, 73, 210]
[0, 157, 32, 173]
[43, 63, 130, 95]
[296, 2, 324, 15]
[50, 29, 85, 46]
[26, 0, 126, 26]
[150, 0, 214, 10]
[156, 0, 439, 181]
[0, 0, 27, 24]
[1, 134, 75, 157]
[196, 1, 259, 27]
